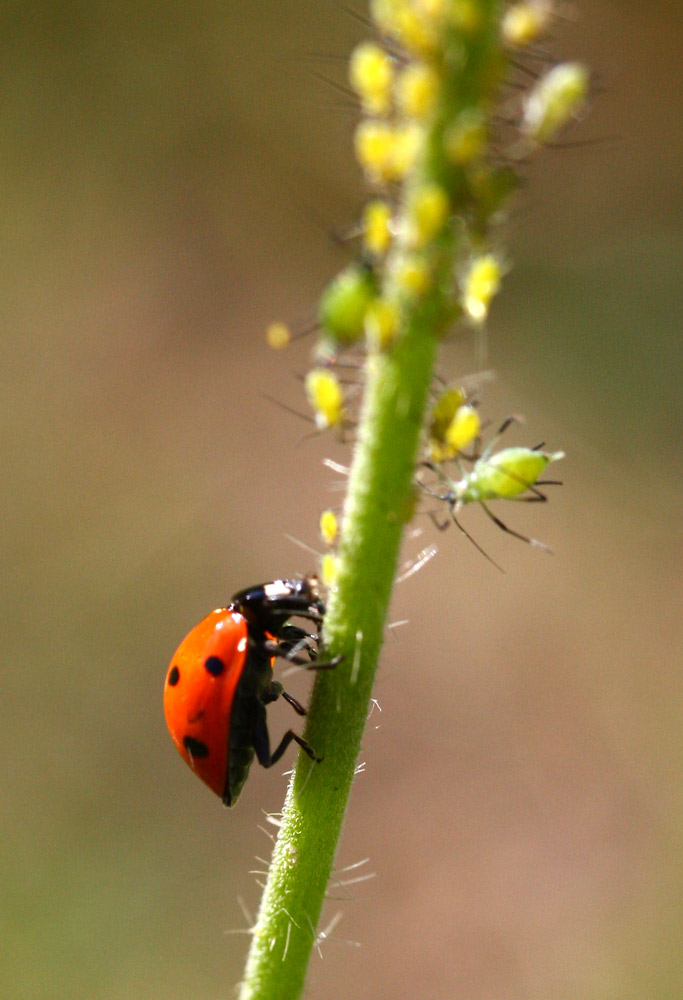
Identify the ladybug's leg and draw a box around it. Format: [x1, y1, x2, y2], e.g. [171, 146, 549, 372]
[252, 705, 321, 768]
[262, 681, 306, 715]
[300, 654, 343, 671]
[277, 624, 319, 660]
[281, 689, 306, 715]
[261, 606, 324, 630]
[262, 679, 285, 706]
[261, 638, 342, 671]
[261, 639, 314, 666]
[279, 624, 318, 645]
[268, 729, 321, 766]
[252, 702, 273, 768]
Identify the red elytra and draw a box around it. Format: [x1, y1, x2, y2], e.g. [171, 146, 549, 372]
[164, 608, 247, 801]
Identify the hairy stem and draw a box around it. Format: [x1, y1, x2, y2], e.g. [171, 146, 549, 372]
[239, 3, 513, 997]
[240, 328, 437, 1000]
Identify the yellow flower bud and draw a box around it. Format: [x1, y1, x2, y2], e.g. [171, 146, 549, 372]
[394, 255, 431, 298]
[447, 0, 482, 33]
[445, 404, 480, 454]
[415, 0, 447, 18]
[462, 254, 502, 321]
[502, 1, 552, 47]
[429, 386, 466, 447]
[395, 62, 439, 119]
[391, 122, 424, 178]
[320, 552, 339, 588]
[362, 200, 393, 257]
[355, 120, 421, 183]
[265, 321, 291, 350]
[305, 369, 344, 430]
[349, 42, 394, 116]
[319, 509, 339, 546]
[395, 7, 439, 55]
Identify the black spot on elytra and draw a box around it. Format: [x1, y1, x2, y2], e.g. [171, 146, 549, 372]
[168, 665, 180, 686]
[183, 736, 210, 758]
[204, 656, 224, 676]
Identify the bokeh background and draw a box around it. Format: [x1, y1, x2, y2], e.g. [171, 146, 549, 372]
[2, 2, 681, 997]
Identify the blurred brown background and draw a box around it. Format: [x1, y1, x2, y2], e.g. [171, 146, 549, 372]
[2, 2, 681, 997]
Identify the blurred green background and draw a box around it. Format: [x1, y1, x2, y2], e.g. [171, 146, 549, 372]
[2, 2, 681, 998]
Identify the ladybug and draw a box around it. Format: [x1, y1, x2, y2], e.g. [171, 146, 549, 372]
[164, 578, 334, 806]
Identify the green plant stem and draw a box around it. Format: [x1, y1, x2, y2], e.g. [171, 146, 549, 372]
[239, 327, 438, 1000]
[239, 6, 508, 996]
